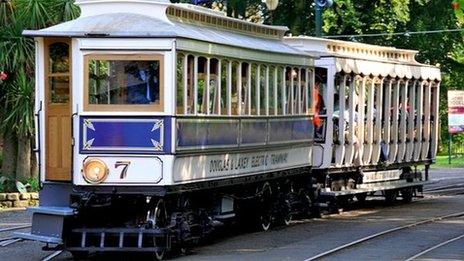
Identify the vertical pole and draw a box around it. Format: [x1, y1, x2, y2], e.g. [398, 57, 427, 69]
[315, 4, 322, 37]
[448, 133, 452, 164]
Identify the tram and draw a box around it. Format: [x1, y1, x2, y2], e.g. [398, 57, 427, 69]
[17, 0, 317, 258]
[16, 0, 441, 259]
[284, 36, 440, 204]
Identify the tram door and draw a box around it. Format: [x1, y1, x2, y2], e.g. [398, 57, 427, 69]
[44, 39, 72, 181]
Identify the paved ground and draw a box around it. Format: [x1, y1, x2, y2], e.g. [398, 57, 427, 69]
[0, 168, 463, 260]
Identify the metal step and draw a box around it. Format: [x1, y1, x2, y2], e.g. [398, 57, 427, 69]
[14, 232, 62, 244]
[27, 206, 75, 216]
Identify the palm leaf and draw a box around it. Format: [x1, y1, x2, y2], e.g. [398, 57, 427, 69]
[15, 0, 54, 29]
[2, 69, 34, 136]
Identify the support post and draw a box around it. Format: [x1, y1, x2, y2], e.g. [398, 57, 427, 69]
[315, 5, 322, 37]
[448, 133, 452, 164]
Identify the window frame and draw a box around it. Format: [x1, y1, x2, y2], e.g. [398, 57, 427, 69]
[45, 38, 72, 106]
[83, 53, 164, 112]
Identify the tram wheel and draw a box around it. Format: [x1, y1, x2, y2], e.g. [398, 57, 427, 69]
[355, 193, 367, 203]
[401, 187, 413, 203]
[147, 199, 168, 260]
[298, 189, 315, 218]
[384, 189, 397, 204]
[257, 182, 273, 231]
[281, 198, 293, 226]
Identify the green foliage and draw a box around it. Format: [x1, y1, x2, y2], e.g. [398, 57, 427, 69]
[53, 0, 80, 22]
[2, 70, 34, 136]
[15, 0, 53, 29]
[0, 176, 16, 193]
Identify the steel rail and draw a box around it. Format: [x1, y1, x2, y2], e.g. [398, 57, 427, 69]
[404, 234, 464, 261]
[41, 250, 63, 261]
[304, 211, 464, 261]
[0, 224, 31, 233]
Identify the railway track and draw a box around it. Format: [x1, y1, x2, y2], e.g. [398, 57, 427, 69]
[0, 224, 31, 247]
[0, 223, 64, 260]
[304, 211, 464, 261]
[404, 233, 464, 260]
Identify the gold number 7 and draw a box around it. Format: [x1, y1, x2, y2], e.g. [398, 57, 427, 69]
[115, 161, 131, 179]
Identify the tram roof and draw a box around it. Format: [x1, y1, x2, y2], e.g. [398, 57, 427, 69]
[23, 0, 313, 58]
[284, 36, 441, 80]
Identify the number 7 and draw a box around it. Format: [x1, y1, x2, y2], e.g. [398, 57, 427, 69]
[115, 161, 131, 179]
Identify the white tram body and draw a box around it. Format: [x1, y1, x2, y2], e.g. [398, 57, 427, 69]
[285, 37, 440, 197]
[18, 0, 317, 255]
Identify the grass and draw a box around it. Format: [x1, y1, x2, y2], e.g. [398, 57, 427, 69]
[433, 155, 464, 168]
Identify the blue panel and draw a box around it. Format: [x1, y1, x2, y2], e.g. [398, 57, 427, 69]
[80, 117, 170, 153]
[292, 118, 313, 141]
[177, 120, 239, 149]
[268, 120, 293, 143]
[241, 120, 267, 145]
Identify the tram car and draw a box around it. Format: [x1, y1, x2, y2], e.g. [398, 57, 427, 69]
[284, 36, 440, 204]
[17, 0, 317, 258]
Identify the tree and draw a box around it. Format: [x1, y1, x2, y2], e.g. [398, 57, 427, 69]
[0, 0, 79, 182]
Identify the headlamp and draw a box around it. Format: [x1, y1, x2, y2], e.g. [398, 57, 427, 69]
[82, 158, 109, 184]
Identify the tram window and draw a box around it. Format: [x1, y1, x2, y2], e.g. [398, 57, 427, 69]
[209, 58, 220, 115]
[277, 66, 284, 115]
[300, 68, 306, 114]
[48, 42, 70, 104]
[293, 67, 300, 114]
[241, 63, 249, 115]
[269, 66, 276, 115]
[259, 65, 267, 115]
[220, 60, 228, 115]
[314, 68, 327, 115]
[85, 55, 162, 110]
[250, 64, 258, 115]
[196, 57, 207, 114]
[176, 53, 184, 114]
[231, 61, 239, 115]
[186, 55, 195, 114]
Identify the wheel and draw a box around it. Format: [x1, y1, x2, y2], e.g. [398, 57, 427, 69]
[147, 199, 168, 260]
[281, 198, 293, 226]
[337, 195, 350, 209]
[355, 193, 367, 203]
[70, 251, 89, 260]
[401, 187, 413, 203]
[257, 182, 273, 231]
[298, 189, 315, 218]
[384, 189, 397, 204]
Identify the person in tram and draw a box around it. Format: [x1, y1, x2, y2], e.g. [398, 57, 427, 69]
[313, 76, 326, 140]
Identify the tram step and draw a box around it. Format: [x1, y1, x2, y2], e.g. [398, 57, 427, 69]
[14, 232, 62, 244]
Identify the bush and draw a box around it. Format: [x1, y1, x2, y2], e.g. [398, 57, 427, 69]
[0, 176, 40, 193]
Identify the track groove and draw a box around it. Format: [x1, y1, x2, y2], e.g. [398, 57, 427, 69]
[405, 234, 464, 261]
[304, 211, 464, 261]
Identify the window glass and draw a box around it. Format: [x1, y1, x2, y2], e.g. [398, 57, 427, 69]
[259, 65, 267, 115]
[88, 59, 160, 105]
[176, 53, 184, 113]
[49, 42, 69, 73]
[285, 67, 292, 114]
[187, 55, 194, 114]
[231, 62, 239, 115]
[48, 42, 70, 104]
[277, 67, 283, 115]
[197, 57, 207, 114]
[209, 58, 220, 115]
[250, 64, 258, 115]
[241, 63, 249, 115]
[299, 68, 306, 114]
[220, 60, 228, 115]
[50, 76, 70, 104]
[269, 66, 276, 115]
